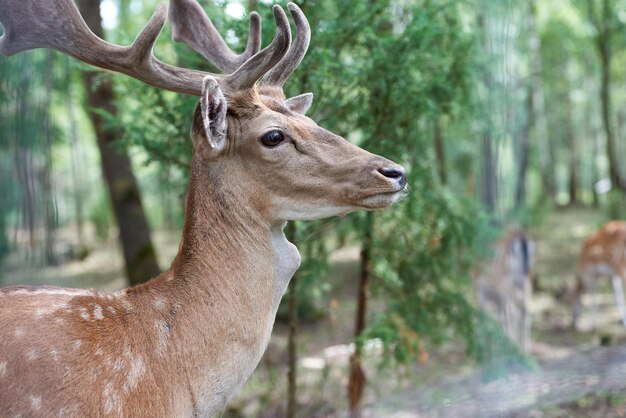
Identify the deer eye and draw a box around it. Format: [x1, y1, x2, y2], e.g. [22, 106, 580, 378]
[260, 130, 285, 147]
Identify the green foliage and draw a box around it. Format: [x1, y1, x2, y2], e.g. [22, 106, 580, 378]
[0, 154, 17, 263]
[89, 192, 114, 240]
[324, 0, 486, 366]
[364, 170, 490, 363]
[604, 190, 626, 220]
[472, 311, 539, 381]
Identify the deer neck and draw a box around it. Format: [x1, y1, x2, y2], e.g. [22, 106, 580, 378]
[172, 156, 300, 297]
[129, 156, 300, 412]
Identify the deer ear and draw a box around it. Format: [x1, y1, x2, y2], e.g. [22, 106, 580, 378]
[192, 76, 228, 159]
[285, 93, 313, 115]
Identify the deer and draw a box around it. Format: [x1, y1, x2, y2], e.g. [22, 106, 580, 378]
[571, 221, 626, 329]
[0, 0, 407, 416]
[474, 230, 535, 352]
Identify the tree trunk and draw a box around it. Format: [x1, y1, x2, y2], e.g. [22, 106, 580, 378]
[566, 92, 579, 204]
[16, 150, 36, 252]
[515, 1, 541, 209]
[348, 212, 373, 418]
[589, 0, 623, 191]
[514, 89, 532, 208]
[582, 71, 600, 206]
[599, 46, 621, 190]
[42, 52, 56, 265]
[481, 132, 497, 214]
[433, 116, 447, 185]
[14, 69, 37, 254]
[527, 0, 555, 200]
[67, 58, 85, 243]
[78, 0, 160, 286]
[477, 13, 498, 215]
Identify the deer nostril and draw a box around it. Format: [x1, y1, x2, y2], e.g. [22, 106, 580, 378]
[378, 167, 407, 188]
[378, 167, 403, 178]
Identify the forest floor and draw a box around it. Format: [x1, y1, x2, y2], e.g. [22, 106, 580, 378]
[236, 206, 626, 418]
[356, 206, 626, 418]
[2, 206, 626, 417]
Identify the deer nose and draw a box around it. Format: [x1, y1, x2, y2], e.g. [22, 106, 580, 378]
[378, 167, 407, 188]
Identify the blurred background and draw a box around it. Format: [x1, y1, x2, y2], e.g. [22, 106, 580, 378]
[2, 0, 626, 416]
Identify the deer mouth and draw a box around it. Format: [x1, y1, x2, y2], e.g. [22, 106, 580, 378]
[358, 188, 406, 210]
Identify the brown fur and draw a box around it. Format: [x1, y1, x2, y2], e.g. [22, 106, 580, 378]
[571, 221, 626, 328]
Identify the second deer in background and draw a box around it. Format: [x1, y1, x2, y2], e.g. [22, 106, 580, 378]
[474, 230, 535, 352]
[571, 221, 626, 329]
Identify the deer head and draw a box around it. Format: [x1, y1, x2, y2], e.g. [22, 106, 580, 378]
[191, 76, 406, 221]
[176, 3, 406, 222]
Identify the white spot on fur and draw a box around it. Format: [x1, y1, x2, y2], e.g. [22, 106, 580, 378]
[79, 307, 89, 320]
[122, 353, 145, 393]
[121, 300, 132, 312]
[103, 382, 122, 415]
[50, 349, 60, 362]
[30, 395, 42, 411]
[95, 347, 104, 356]
[14, 327, 25, 337]
[154, 320, 170, 356]
[93, 305, 104, 320]
[34, 303, 68, 319]
[152, 296, 166, 311]
[127, 357, 145, 389]
[57, 405, 75, 416]
[107, 306, 116, 314]
[74, 340, 82, 350]
[0, 361, 6, 377]
[55, 318, 65, 325]
[113, 357, 123, 373]
[27, 348, 38, 361]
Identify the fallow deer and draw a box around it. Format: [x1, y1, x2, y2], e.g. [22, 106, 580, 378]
[571, 221, 626, 329]
[474, 230, 535, 352]
[0, 0, 407, 416]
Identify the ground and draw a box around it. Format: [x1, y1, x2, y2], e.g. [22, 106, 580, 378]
[2, 206, 625, 417]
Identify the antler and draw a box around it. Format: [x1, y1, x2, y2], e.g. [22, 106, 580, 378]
[169, 0, 261, 73]
[0, 0, 292, 95]
[261, 2, 311, 87]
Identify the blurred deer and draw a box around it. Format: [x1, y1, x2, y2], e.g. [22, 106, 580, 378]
[571, 221, 626, 329]
[0, 0, 406, 416]
[474, 230, 535, 352]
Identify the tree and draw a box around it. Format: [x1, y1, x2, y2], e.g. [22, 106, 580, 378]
[78, 0, 160, 285]
[527, 0, 554, 203]
[477, 12, 498, 215]
[585, 0, 625, 191]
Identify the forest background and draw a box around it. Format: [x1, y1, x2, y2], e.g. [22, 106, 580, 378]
[2, 0, 626, 416]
